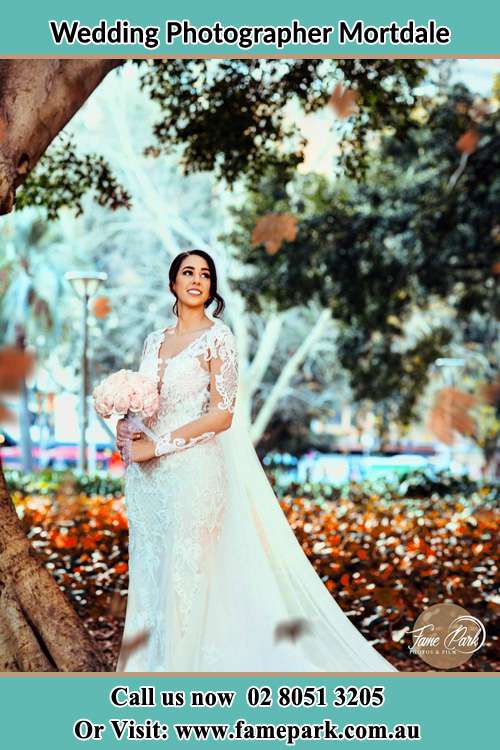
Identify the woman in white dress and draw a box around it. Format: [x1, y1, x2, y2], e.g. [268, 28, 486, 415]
[115, 250, 397, 673]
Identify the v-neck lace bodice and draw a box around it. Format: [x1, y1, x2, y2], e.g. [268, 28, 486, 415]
[138, 318, 237, 435]
[156, 323, 215, 396]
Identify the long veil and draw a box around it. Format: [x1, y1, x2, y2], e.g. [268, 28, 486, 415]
[212, 400, 398, 671]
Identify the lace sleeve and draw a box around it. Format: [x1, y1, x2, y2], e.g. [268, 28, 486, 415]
[208, 324, 239, 414]
[154, 325, 238, 457]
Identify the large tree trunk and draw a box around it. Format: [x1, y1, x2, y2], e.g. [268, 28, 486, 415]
[0, 59, 123, 214]
[0, 457, 106, 671]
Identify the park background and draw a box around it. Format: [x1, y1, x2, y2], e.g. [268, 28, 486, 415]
[0, 58, 498, 672]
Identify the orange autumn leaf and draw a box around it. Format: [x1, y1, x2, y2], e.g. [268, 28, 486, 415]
[92, 296, 112, 319]
[491, 260, 500, 275]
[340, 573, 350, 587]
[251, 213, 298, 255]
[456, 129, 479, 155]
[0, 347, 34, 393]
[328, 82, 359, 119]
[427, 387, 478, 444]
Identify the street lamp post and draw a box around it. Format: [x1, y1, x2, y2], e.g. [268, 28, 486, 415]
[65, 271, 107, 473]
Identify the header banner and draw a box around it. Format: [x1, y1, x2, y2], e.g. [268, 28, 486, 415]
[1, 0, 499, 56]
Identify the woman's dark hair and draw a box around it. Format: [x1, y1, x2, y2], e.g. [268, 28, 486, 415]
[168, 250, 225, 318]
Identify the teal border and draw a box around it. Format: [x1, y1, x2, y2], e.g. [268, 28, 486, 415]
[0, 675, 496, 748]
[1, 1, 499, 55]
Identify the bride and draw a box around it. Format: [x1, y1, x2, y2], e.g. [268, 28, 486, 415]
[115, 250, 397, 672]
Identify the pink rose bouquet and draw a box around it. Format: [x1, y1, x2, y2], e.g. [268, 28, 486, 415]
[92, 370, 159, 464]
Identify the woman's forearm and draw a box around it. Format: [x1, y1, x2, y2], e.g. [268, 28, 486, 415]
[130, 408, 233, 462]
[154, 408, 232, 457]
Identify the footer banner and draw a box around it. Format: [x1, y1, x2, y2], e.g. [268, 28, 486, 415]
[0, 674, 496, 747]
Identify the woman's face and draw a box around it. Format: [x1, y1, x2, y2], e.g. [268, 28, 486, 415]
[172, 254, 212, 309]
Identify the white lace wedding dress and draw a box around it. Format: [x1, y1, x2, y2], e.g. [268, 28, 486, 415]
[116, 317, 397, 672]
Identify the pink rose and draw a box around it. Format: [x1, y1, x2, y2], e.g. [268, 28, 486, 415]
[129, 394, 143, 413]
[114, 394, 130, 414]
[92, 370, 159, 420]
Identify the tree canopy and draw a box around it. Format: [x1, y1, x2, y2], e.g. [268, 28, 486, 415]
[226, 82, 499, 426]
[7, 59, 431, 216]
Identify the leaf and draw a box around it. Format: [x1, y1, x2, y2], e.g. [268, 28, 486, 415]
[328, 82, 359, 119]
[119, 630, 150, 662]
[456, 129, 479, 155]
[0, 347, 35, 393]
[427, 387, 478, 443]
[274, 617, 311, 644]
[92, 296, 112, 319]
[251, 213, 298, 255]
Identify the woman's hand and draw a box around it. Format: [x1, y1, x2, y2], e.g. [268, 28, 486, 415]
[116, 417, 142, 461]
[129, 436, 157, 463]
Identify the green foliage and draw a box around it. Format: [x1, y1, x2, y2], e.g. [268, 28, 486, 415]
[16, 135, 131, 219]
[138, 59, 429, 185]
[227, 83, 499, 425]
[16, 59, 430, 216]
[6, 468, 123, 498]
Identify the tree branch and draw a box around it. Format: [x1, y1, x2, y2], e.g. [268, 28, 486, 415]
[251, 308, 332, 443]
[0, 60, 123, 214]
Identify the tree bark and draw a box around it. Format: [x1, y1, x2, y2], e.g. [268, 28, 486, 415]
[0, 457, 106, 671]
[0, 59, 123, 214]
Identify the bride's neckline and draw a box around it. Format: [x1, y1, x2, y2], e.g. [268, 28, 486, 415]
[156, 320, 218, 390]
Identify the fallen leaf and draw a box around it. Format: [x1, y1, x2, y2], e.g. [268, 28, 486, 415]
[274, 617, 311, 644]
[0, 347, 35, 393]
[118, 630, 150, 663]
[456, 129, 479, 155]
[328, 82, 359, 119]
[251, 213, 298, 255]
[93, 296, 112, 319]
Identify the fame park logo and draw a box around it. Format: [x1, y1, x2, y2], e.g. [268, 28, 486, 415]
[408, 602, 486, 669]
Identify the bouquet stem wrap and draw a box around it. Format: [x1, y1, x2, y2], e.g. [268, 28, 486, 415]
[122, 412, 159, 466]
